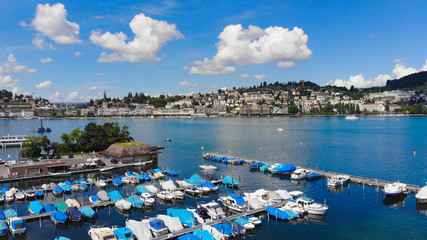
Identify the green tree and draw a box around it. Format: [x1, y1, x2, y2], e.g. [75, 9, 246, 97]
[288, 104, 299, 114]
[22, 136, 51, 158]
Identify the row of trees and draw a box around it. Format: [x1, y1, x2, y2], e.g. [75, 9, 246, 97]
[21, 122, 134, 158]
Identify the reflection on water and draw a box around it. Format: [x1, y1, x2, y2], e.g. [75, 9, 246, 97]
[415, 203, 427, 215]
[383, 195, 407, 208]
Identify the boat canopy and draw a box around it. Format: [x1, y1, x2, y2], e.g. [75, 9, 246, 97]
[158, 214, 184, 233]
[136, 186, 152, 195]
[235, 217, 250, 226]
[90, 195, 100, 203]
[167, 209, 198, 227]
[65, 199, 81, 208]
[97, 190, 110, 201]
[145, 185, 159, 194]
[35, 190, 44, 197]
[80, 183, 88, 189]
[213, 223, 233, 236]
[249, 162, 265, 168]
[53, 187, 63, 193]
[62, 186, 71, 192]
[0, 211, 4, 220]
[126, 219, 152, 240]
[0, 187, 9, 194]
[55, 202, 68, 211]
[162, 180, 177, 190]
[79, 206, 96, 217]
[222, 219, 245, 235]
[111, 178, 123, 185]
[245, 197, 262, 209]
[54, 237, 71, 240]
[193, 229, 216, 240]
[127, 195, 144, 207]
[43, 203, 56, 213]
[284, 209, 299, 218]
[72, 180, 80, 185]
[29, 201, 44, 214]
[51, 211, 68, 222]
[307, 172, 322, 179]
[66, 206, 82, 220]
[178, 233, 199, 240]
[186, 175, 205, 185]
[196, 182, 216, 189]
[177, 180, 192, 188]
[267, 191, 282, 202]
[5, 209, 18, 219]
[266, 207, 289, 220]
[279, 164, 297, 174]
[79, 178, 86, 182]
[137, 174, 151, 181]
[108, 190, 123, 201]
[10, 218, 25, 230]
[153, 168, 162, 172]
[416, 186, 427, 199]
[222, 176, 239, 186]
[64, 180, 72, 186]
[275, 190, 291, 200]
[166, 170, 179, 176]
[229, 193, 246, 205]
[260, 164, 271, 170]
[204, 174, 218, 181]
[113, 227, 134, 240]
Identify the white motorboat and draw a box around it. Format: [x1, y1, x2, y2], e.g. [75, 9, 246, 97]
[268, 163, 280, 174]
[5, 191, 14, 202]
[246, 216, 261, 225]
[115, 199, 132, 212]
[129, 176, 140, 184]
[416, 183, 427, 203]
[95, 180, 107, 188]
[219, 193, 249, 212]
[87, 178, 95, 185]
[144, 218, 169, 237]
[99, 166, 114, 172]
[8, 217, 26, 236]
[65, 199, 81, 208]
[15, 192, 25, 201]
[345, 115, 359, 120]
[121, 177, 130, 184]
[88, 226, 118, 240]
[294, 197, 328, 215]
[156, 191, 174, 201]
[327, 175, 350, 186]
[71, 184, 80, 192]
[187, 207, 212, 224]
[184, 188, 202, 196]
[202, 225, 226, 240]
[25, 191, 35, 199]
[291, 168, 309, 180]
[196, 186, 211, 193]
[198, 201, 225, 220]
[199, 165, 218, 170]
[170, 190, 184, 200]
[281, 201, 305, 215]
[384, 182, 408, 196]
[145, 185, 160, 195]
[126, 219, 153, 240]
[140, 193, 155, 206]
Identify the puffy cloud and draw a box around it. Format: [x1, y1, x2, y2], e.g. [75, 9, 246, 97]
[253, 74, 266, 80]
[89, 86, 97, 90]
[179, 80, 198, 88]
[90, 13, 183, 62]
[327, 59, 427, 89]
[66, 91, 78, 101]
[96, 72, 105, 76]
[203, 85, 219, 90]
[0, 75, 19, 88]
[0, 54, 36, 74]
[32, 35, 56, 50]
[12, 87, 21, 95]
[49, 91, 60, 102]
[74, 51, 83, 57]
[31, 3, 81, 45]
[277, 61, 296, 68]
[238, 73, 249, 79]
[188, 24, 311, 75]
[40, 57, 53, 63]
[35, 80, 51, 89]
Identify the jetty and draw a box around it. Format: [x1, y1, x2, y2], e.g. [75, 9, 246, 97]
[0, 135, 27, 148]
[205, 152, 421, 193]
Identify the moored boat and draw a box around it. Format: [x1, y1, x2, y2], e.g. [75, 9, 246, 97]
[222, 176, 240, 188]
[384, 182, 408, 197]
[416, 183, 427, 203]
[89, 226, 117, 240]
[327, 175, 350, 186]
[218, 193, 248, 212]
[51, 211, 68, 224]
[7, 217, 25, 236]
[290, 168, 309, 180]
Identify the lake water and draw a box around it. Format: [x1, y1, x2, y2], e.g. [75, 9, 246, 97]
[0, 116, 426, 239]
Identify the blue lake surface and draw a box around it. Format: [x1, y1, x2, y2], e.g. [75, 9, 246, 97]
[0, 116, 426, 239]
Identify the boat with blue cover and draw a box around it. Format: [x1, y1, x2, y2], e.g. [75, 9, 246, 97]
[62, 185, 72, 194]
[270, 164, 288, 174]
[283, 209, 299, 219]
[0, 211, 5, 220]
[166, 170, 179, 176]
[279, 164, 297, 175]
[266, 206, 289, 220]
[80, 206, 96, 218]
[249, 162, 265, 170]
[52, 186, 63, 196]
[66, 206, 82, 222]
[167, 209, 198, 227]
[137, 174, 151, 181]
[64, 180, 72, 186]
[125, 171, 136, 177]
[242, 215, 262, 225]
[0, 220, 8, 236]
[113, 227, 134, 240]
[235, 217, 255, 230]
[127, 195, 144, 208]
[44, 203, 56, 213]
[29, 200, 44, 214]
[193, 229, 216, 240]
[108, 190, 123, 201]
[72, 180, 80, 185]
[260, 164, 271, 172]
[89, 195, 101, 204]
[51, 210, 68, 224]
[35, 190, 44, 198]
[80, 183, 88, 191]
[223, 219, 245, 235]
[8, 217, 25, 236]
[196, 182, 218, 191]
[219, 193, 248, 212]
[136, 186, 151, 195]
[55, 202, 68, 211]
[147, 218, 168, 237]
[178, 233, 199, 240]
[112, 178, 123, 186]
[222, 176, 240, 188]
[5, 209, 18, 219]
[306, 172, 322, 180]
[213, 223, 234, 238]
[186, 175, 205, 185]
[79, 178, 86, 183]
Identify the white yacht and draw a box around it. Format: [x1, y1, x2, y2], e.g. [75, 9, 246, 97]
[218, 193, 249, 212]
[198, 201, 225, 220]
[327, 175, 350, 186]
[416, 183, 427, 203]
[290, 169, 309, 180]
[384, 182, 408, 196]
[288, 191, 328, 215]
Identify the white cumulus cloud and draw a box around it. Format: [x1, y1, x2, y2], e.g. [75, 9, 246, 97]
[238, 73, 249, 79]
[35, 80, 51, 89]
[188, 24, 311, 75]
[90, 13, 183, 62]
[40, 57, 53, 63]
[0, 54, 36, 74]
[74, 51, 83, 57]
[0, 75, 19, 88]
[327, 59, 427, 89]
[66, 91, 78, 101]
[277, 61, 296, 68]
[49, 91, 60, 102]
[89, 86, 97, 90]
[253, 74, 266, 80]
[30, 3, 81, 45]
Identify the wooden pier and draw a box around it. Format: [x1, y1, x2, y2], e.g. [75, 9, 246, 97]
[205, 152, 421, 194]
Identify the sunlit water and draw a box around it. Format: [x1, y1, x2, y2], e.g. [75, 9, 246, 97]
[0, 116, 426, 239]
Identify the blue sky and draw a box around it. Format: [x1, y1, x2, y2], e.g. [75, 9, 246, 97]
[0, 0, 426, 102]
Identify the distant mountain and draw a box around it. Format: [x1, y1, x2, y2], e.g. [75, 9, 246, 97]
[385, 71, 427, 90]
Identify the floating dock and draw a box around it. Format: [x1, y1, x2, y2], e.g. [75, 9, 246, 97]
[205, 152, 421, 193]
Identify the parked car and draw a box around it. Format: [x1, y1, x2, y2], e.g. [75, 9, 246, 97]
[68, 154, 74, 158]
[110, 159, 118, 164]
[4, 160, 17, 166]
[54, 154, 61, 159]
[97, 160, 106, 166]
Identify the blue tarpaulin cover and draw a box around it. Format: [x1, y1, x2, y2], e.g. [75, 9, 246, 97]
[66, 206, 82, 221]
[229, 193, 246, 205]
[62, 186, 71, 192]
[113, 227, 134, 240]
[108, 190, 123, 201]
[186, 175, 205, 185]
[79, 206, 96, 218]
[284, 209, 299, 218]
[196, 182, 216, 189]
[260, 164, 271, 170]
[35, 191, 44, 197]
[178, 233, 199, 240]
[149, 219, 167, 230]
[5, 209, 18, 219]
[112, 178, 123, 185]
[127, 195, 144, 207]
[43, 203, 56, 213]
[136, 186, 151, 194]
[235, 217, 250, 226]
[64, 180, 71, 185]
[223, 219, 245, 235]
[213, 223, 233, 236]
[249, 162, 265, 168]
[51, 211, 68, 222]
[266, 207, 289, 220]
[0, 220, 7, 234]
[137, 174, 151, 181]
[80, 183, 88, 189]
[72, 180, 79, 185]
[307, 172, 322, 179]
[193, 229, 216, 240]
[90, 195, 100, 202]
[79, 178, 86, 182]
[0, 211, 5, 220]
[167, 209, 198, 227]
[54, 237, 71, 240]
[153, 168, 162, 172]
[11, 219, 25, 231]
[279, 164, 297, 174]
[29, 201, 44, 214]
[166, 170, 179, 176]
[53, 186, 63, 193]
[222, 176, 239, 186]
[0, 187, 9, 194]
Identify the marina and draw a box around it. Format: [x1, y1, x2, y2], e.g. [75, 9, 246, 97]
[0, 135, 27, 149]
